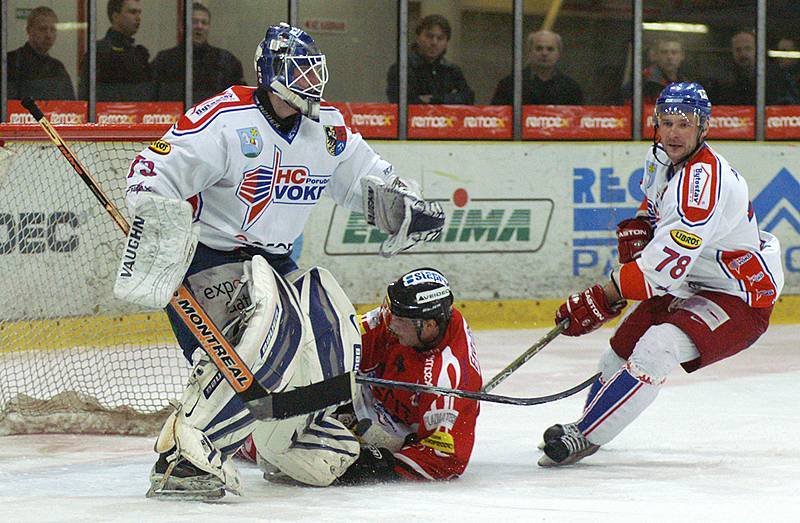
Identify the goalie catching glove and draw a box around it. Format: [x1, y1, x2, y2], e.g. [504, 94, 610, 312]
[361, 175, 445, 257]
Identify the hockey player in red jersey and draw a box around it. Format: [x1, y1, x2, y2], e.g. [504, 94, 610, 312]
[339, 268, 483, 483]
[539, 82, 784, 467]
[237, 267, 483, 483]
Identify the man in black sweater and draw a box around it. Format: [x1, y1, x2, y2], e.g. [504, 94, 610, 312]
[7, 7, 74, 100]
[491, 30, 583, 106]
[386, 14, 474, 105]
[78, 0, 154, 101]
[152, 2, 245, 104]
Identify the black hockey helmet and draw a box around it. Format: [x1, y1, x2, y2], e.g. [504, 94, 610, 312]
[386, 268, 453, 328]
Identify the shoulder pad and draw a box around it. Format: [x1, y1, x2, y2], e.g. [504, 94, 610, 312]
[173, 86, 257, 134]
[677, 146, 720, 226]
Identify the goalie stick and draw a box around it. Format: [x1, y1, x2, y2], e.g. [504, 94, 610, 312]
[356, 372, 598, 406]
[21, 97, 354, 421]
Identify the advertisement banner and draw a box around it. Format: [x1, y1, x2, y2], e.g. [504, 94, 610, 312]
[96, 102, 184, 125]
[522, 105, 631, 139]
[327, 102, 397, 138]
[643, 104, 755, 139]
[302, 142, 800, 303]
[324, 198, 553, 256]
[6, 100, 87, 125]
[1, 140, 796, 313]
[408, 105, 512, 139]
[766, 105, 800, 140]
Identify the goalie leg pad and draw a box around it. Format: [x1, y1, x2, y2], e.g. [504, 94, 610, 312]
[252, 412, 360, 487]
[245, 266, 363, 485]
[113, 193, 198, 309]
[290, 266, 360, 383]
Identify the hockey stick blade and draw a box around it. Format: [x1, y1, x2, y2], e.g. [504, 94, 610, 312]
[356, 372, 599, 406]
[21, 97, 353, 421]
[481, 318, 568, 393]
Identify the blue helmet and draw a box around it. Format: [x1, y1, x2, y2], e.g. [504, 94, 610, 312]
[255, 23, 328, 120]
[655, 82, 712, 129]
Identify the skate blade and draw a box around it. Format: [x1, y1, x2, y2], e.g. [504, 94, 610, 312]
[146, 484, 225, 500]
[537, 445, 600, 468]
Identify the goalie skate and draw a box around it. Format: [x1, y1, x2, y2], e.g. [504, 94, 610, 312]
[536, 423, 566, 450]
[146, 450, 226, 500]
[537, 423, 599, 467]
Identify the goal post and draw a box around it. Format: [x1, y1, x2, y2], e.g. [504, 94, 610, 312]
[0, 124, 188, 435]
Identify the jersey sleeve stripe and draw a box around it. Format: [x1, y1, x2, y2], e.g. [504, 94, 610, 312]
[172, 105, 258, 137]
[618, 260, 653, 301]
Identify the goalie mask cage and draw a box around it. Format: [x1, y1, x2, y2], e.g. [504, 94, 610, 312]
[0, 124, 188, 436]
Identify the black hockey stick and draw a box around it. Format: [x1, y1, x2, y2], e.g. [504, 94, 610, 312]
[481, 318, 569, 393]
[356, 372, 598, 406]
[21, 97, 354, 421]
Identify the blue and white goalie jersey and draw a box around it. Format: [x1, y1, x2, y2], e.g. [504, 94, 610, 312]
[124, 85, 393, 253]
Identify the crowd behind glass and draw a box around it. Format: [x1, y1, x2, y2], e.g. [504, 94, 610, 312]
[3, 0, 799, 136]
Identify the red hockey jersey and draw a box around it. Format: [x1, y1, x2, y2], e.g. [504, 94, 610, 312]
[356, 307, 483, 480]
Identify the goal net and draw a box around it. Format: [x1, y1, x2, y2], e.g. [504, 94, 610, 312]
[0, 125, 189, 435]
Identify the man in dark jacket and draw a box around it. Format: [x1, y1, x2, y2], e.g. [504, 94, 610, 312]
[386, 14, 474, 105]
[492, 30, 583, 106]
[152, 3, 245, 104]
[708, 31, 755, 106]
[78, 0, 154, 101]
[7, 7, 74, 100]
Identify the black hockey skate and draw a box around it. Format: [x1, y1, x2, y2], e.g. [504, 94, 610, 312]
[536, 423, 566, 450]
[147, 448, 226, 500]
[537, 423, 599, 467]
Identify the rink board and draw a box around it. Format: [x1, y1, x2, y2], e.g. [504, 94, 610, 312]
[1, 141, 798, 327]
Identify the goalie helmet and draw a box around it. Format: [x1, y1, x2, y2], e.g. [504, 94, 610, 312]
[255, 22, 328, 121]
[654, 82, 712, 130]
[386, 268, 454, 329]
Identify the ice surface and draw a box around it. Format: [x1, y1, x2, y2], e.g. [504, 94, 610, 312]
[1, 325, 798, 522]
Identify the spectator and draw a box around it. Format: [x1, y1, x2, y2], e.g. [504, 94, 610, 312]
[491, 30, 583, 105]
[152, 2, 245, 104]
[766, 37, 800, 105]
[6, 7, 75, 100]
[386, 14, 474, 104]
[709, 31, 755, 105]
[79, 0, 154, 101]
[622, 39, 686, 104]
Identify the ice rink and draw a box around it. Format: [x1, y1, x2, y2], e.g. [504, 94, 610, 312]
[1, 324, 798, 522]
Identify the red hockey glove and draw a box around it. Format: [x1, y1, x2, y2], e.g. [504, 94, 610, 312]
[556, 284, 626, 337]
[616, 217, 653, 263]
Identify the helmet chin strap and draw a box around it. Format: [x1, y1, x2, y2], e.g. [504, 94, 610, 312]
[652, 122, 707, 168]
[270, 80, 320, 121]
[410, 318, 448, 353]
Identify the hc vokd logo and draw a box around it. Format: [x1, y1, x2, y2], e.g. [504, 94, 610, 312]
[236, 145, 327, 230]
[751, 168, 800, 273]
